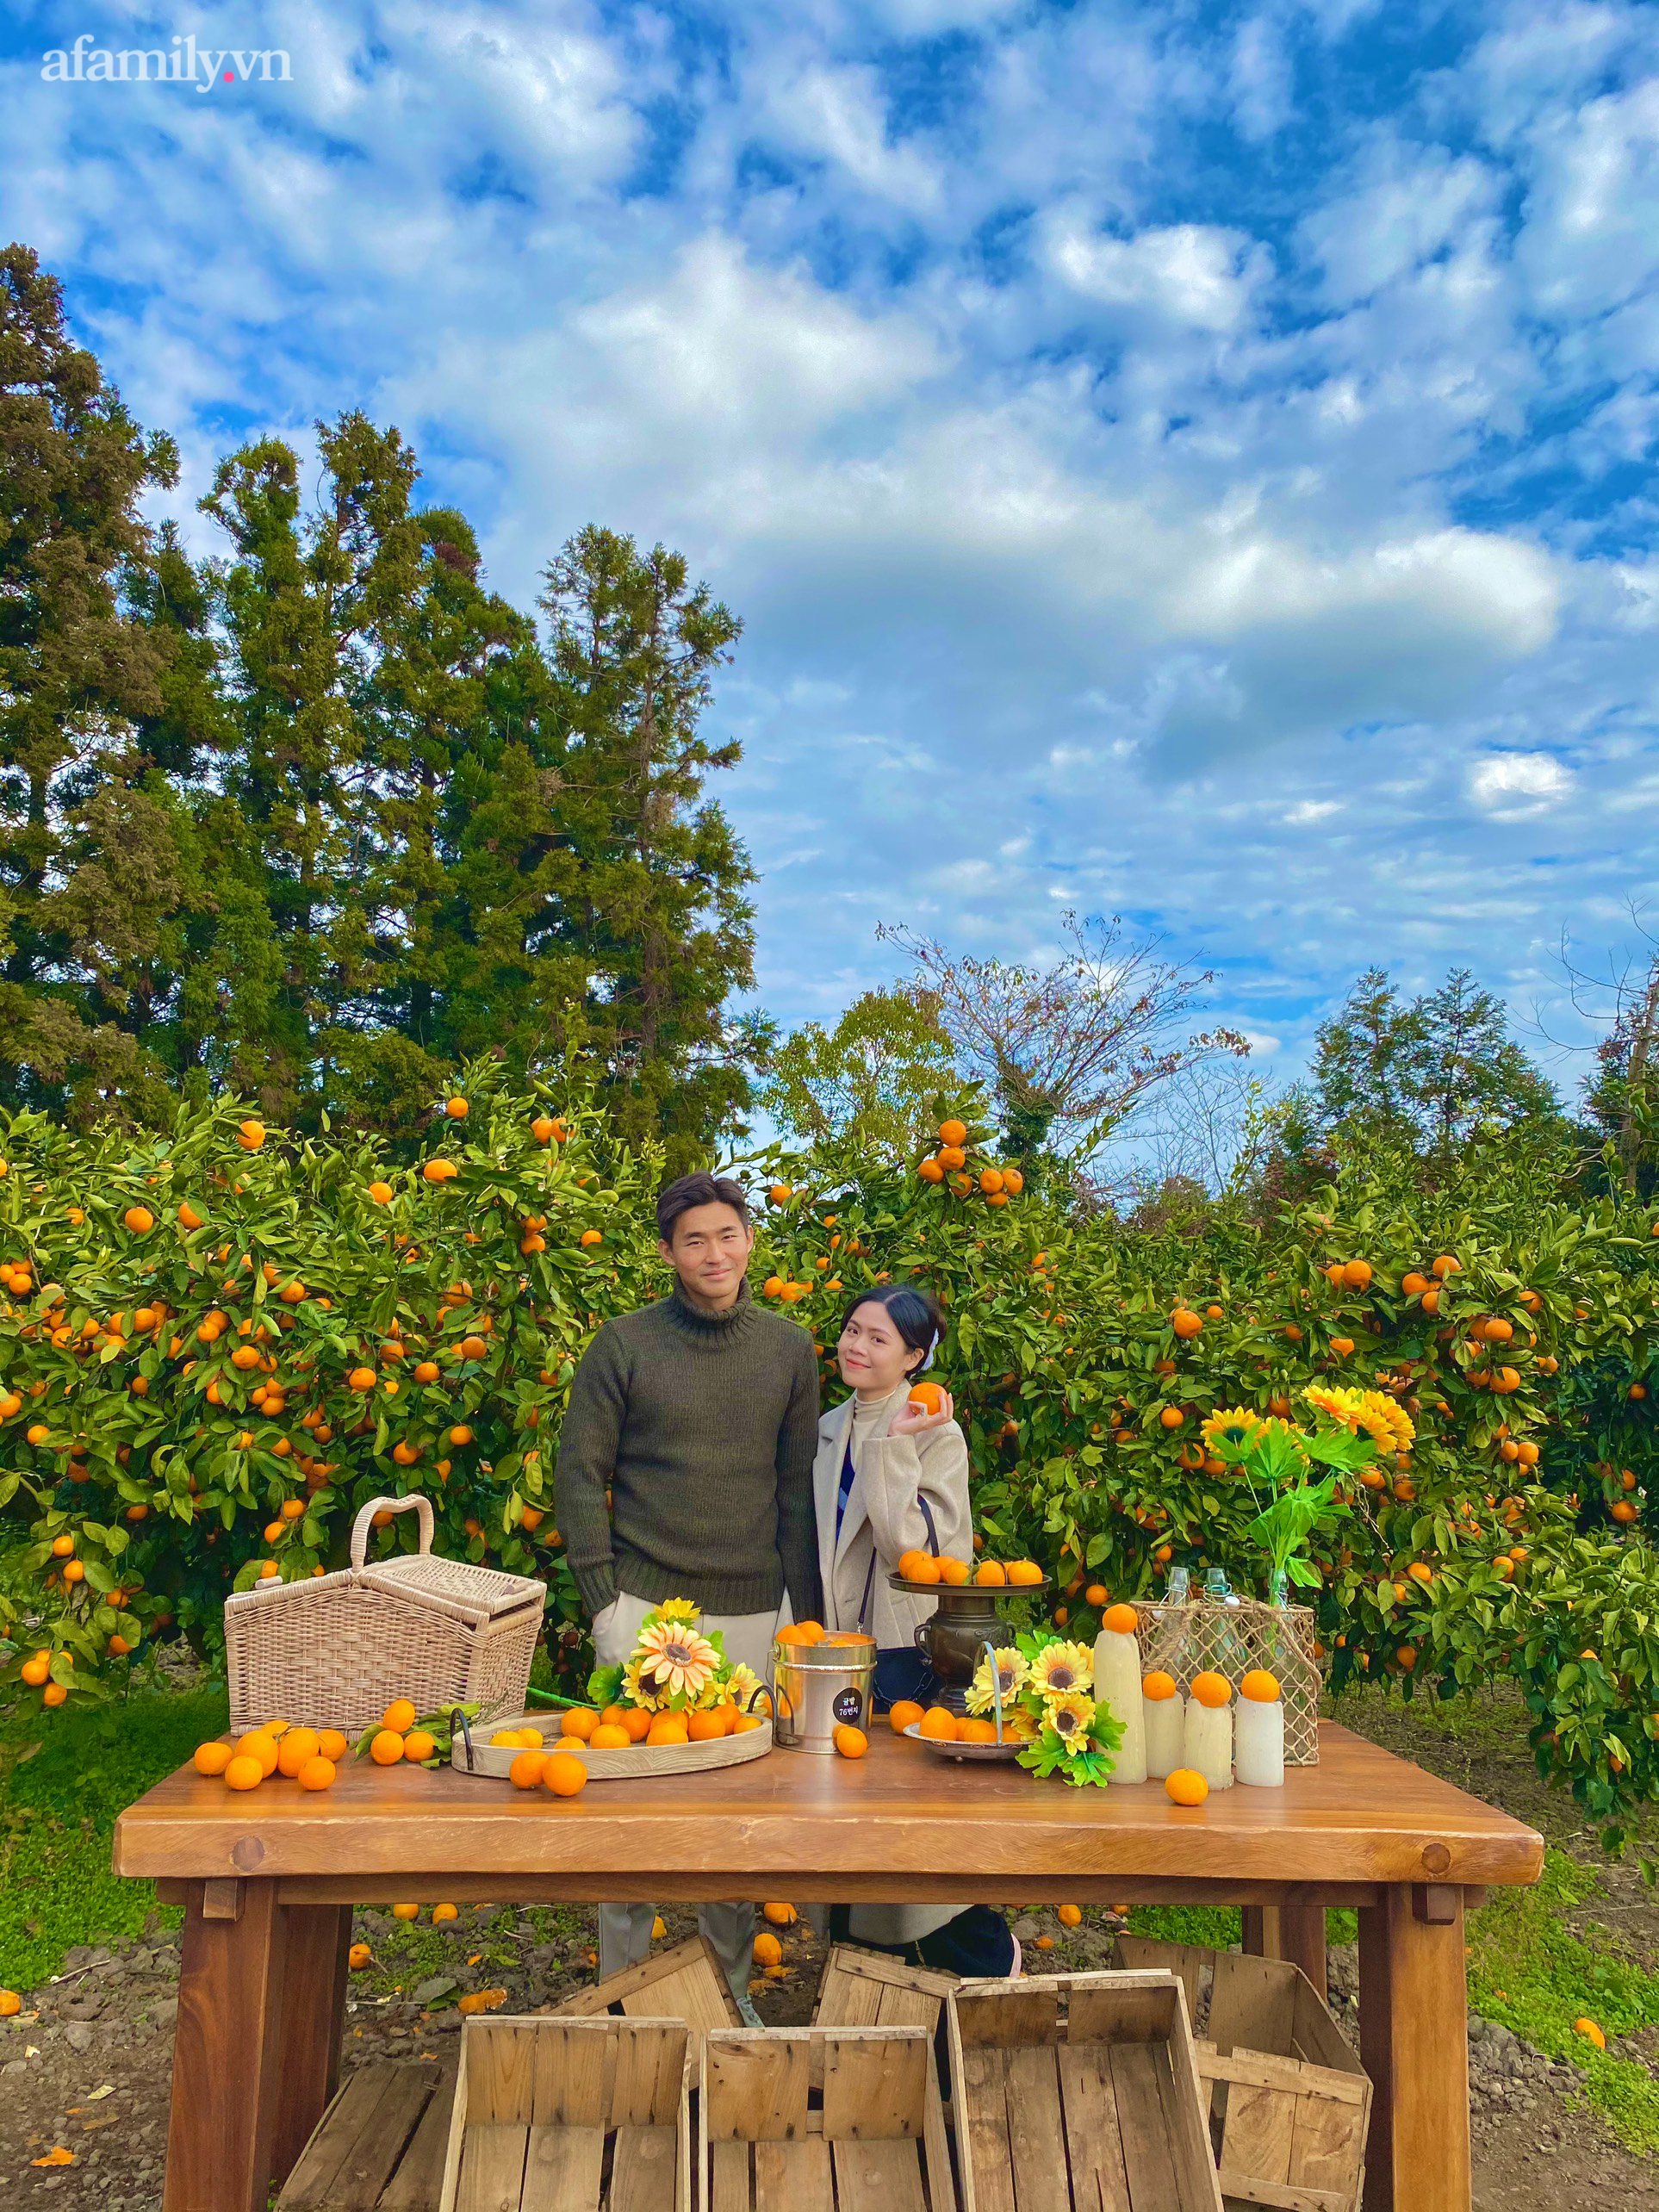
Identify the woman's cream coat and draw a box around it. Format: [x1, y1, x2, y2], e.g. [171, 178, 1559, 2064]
[812, 1388, 971, 1647]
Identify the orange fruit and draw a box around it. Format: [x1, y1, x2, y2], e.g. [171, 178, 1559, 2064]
[432, 1903, 458, 1923]
[907, 1381, 944, 1415]
[937, 1556, 971, 1585]
[762, 1902, 798, 1926]
[599, 1705, 627, 1726]
[41, 1681, 68, 1708]
[646, 1718, 689, 1746]
[1240, 1671, 1281, 1702]
[895, 1550, 932, 1582]
[370, 1730, 407, 1765]
[403, 1730, 437, 1764]
[752, 1931, 785, 1967]
[1058, 1904, 1082, 1928]
[242, 1731, 280, 1775]
[297, 1756, 337, 1792]
[276, 1727, 322, 1777]
[348, 1942, 372, 1969]
[382, 1697, 418, 1734]
[793, 1620, 826, 1645]
[688, 1709, 730, 1741]
[1142, 1671, 1177, 1701]
[1342, 1259, 1373, 1290]
[561, 1707, 599, 1739]
[544, 1752, 588, 1797]
[1165, 1768, 1209, 1807]
[974, 1559, 1007, 1588]
[224, 1755, 264, 1792]
[391, 1904, 419, 1922]
[959, 1718, 998, 1743]
[509, 1750, 548, 1789]
[589, 1724, 631, 1749]
[919, 1706, 960, 1741]
[122, 1205, 155, 1234]
[888, 1699, 925, 1734]
[1574, 2016, 1606, 2050]
[1005, 1560, 1043, 1586]
[194, 1740, 233, 1776]
[734, 1713, 764, 1733]
[318, 1729, 348, 1762]
[1190, 1672, 1232, 1709]
[832, 1723, 868, 1759]
[1102, 1603, 1139, 1636]
[620, 1707, 653, 1742]
[1171, 1308, 1202, 1338]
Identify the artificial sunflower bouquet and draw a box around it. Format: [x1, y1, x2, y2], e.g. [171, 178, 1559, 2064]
[966, 1636, 1125, 1788]
[586, 1598, 763, 1717]
[1198, 1385, 1412, 1594]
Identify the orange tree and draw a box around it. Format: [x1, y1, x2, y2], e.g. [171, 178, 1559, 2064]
[2, 1078, 1656, 1843]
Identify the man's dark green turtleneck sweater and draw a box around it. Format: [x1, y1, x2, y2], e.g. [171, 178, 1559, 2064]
[555, 1280, 822, 1622]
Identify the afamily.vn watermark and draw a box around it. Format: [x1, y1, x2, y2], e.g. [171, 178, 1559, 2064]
[42, 34, 291, 88]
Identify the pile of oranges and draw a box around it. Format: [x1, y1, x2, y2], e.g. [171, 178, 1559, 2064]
[895, 1549, 1043, 1588]
[363, 1698, 441, 1766]
[555, 1697, 767, 1749]
[887, 1699, 1022, 1746]
[193, 1717, 345, 1793]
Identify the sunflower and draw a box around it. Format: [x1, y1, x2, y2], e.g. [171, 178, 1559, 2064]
[1041, 1690, 1096, 1743]
[1028, 1641, 1094, 1700]
[632, 1619, 719, 1704]
[724, 1661, 761, 1713]
[1358, 1390, 1415, 1453]
[1200, 1406, 1261, 1455]
[1302, 1384, 1351, 1427]
[620, 1657, 657, 1710]
[656, 1597, 701, 1625]
[966, 1647, 1028, 1716]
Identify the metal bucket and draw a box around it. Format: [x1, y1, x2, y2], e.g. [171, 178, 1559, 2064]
[770, 1634, 876, 1753]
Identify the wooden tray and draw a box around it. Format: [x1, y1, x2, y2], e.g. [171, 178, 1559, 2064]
[701, 2026, 955, 2212]
[450, 1713, 774, 1781]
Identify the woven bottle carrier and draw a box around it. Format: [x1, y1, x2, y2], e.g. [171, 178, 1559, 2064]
[223, 1494, 547, 1737]
[1132, 1597, 1321, 1766]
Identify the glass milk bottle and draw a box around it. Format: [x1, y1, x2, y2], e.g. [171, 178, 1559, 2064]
[1182, 1670, 1234, 1790]
[1235, 1668, 1285, 1787]
[1141, 1669, 1184, 1779]
[1091, 1604, 1146, 1783]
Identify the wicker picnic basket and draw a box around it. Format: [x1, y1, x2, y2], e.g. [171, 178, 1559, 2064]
[1134, 1598, 1322, 1766]
[223, 1494, 547, 1737]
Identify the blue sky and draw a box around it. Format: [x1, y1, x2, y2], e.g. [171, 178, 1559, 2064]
[5, 0, 1658, 1110]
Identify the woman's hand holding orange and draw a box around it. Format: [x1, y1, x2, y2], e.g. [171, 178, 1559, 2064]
[891, 1387, 953, 1435]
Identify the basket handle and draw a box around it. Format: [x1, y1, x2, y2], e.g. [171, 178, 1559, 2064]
[351, 1494, 435, 1569]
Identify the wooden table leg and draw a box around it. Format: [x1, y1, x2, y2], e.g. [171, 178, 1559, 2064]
[1240, 1902, 1327, 1997]
[271, 1904, 352, 2184]
[1358, 1886, 1469, 2212]
[164, 1879, 289, 2212]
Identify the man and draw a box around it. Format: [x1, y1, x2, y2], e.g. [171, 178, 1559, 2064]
[555, 1170, 822, 2010]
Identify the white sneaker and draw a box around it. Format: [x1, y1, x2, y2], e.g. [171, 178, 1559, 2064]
[1009, 1936, 1023, 1979]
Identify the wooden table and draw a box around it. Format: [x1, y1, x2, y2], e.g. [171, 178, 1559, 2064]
[113, 1721, 1540, 2212]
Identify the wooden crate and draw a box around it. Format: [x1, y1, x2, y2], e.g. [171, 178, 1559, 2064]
[701, 2025, 955, 2211]
[948, 1971, 1222, 2212]
[812, 1943, 959, 2035]
[278, 2059, 454, 2210]
[556, 1933, 740, 2074]
[1114, 1936, 1371, 2212]
[438, 2014, 691, 2212]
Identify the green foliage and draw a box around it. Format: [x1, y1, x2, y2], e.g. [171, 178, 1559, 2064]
[757, 989, 960, 1158]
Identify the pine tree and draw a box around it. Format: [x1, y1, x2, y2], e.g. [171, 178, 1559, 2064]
[0, 243, 186, 1123]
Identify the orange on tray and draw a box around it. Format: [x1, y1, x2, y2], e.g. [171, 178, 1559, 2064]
[688, 1707, 731, 1741]
[621, 1708, 652, 1742]
[973, 1560, 1007, 1587]
[589, 1724, 631, 1749]
[561, 1708, 599, 1739]
[918, 1706, 960, 1741]
[1005, 1560, 1043, 1586]
[959, 1718, 999, 1743]
[888, 1699, 925, 1735]
[896, 1550, 940, 1584]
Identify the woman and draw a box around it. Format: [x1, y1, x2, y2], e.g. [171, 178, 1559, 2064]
[811, 1283, 1017, 1979]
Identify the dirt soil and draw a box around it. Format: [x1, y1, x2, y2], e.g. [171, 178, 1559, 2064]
[2, 1691, 1656, 2206]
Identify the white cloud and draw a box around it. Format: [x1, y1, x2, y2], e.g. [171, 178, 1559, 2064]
[1286, 800, 1344, 824]
[1467, 752, 1576, 817]
[1043, 213, 1267, 332]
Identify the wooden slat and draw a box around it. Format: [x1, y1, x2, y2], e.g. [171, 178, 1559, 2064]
[380, 2066, 458, 2211]
[954, 1984, 1059, 2050]
[279, 2064, 400, 2209]
[518, 2124, 601, 2212]
[754, 2135, 834, 2211]
[609, 2022, 687, 2129]
[1059, 2041, 1132, 2212]
[1288, 2091, 1370, 2201]
[704, 2035, 810, 2141]
[608, 2123, 679, 2212]
[531, 2023, 611, 2128]
[1110, 2042, 1186, 2212]
[708, 2139, 750, 2212]
[1004, 2047, 1070, 2212]
[1289, 1982, 1364, 2079]
[818, 1960, 885, 2028]
[469, 2024, 537, 2126]
[1114, 1937, 1210, 2028]
[1199, 2049, 1367, 2106]
[833, 2134, 929, 2212]
[822, 2031, 927, 2140]
[330, 2065, 438, 2209]
[1210, 1956, 1296, 2060]
[957, 2047, 1017, 2212]
[556, 1936, 740, 2030]
[456, 2122, 530, 2212]
[1217, 2174, 1352, 2212]
[1067, 1978, 1179, 2048]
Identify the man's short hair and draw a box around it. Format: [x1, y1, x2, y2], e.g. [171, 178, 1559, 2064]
[656, 1171, 752, 1243]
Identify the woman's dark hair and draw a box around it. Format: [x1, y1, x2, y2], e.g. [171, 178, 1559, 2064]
[838, 1284, 946, 1376]
[656, 1171, 752, 1242]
